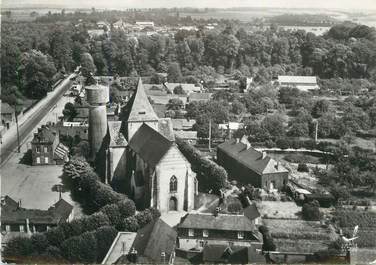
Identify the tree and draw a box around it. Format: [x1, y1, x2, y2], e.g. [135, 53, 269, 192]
[302, 200, 321, 221]
[19, 50, 57, 99]
[80, 52, 96, 81]
[167, 62, 183, 83]
[261, 114, 285, 138]
[173, 85, 186, 95]
[62, 102, 78, 121]
[312, 99, 330, 118]
[61, 232, 97, 263]
[136, 209, 153, 228]
[231, 100, 246, 115]
[167, 98, 184, 110]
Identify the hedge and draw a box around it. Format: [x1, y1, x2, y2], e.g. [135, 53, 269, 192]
[176, 137, 227, 192]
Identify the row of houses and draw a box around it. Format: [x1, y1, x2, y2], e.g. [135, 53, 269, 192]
[1, 196, 73, 248]
[102, 205, 263, 264]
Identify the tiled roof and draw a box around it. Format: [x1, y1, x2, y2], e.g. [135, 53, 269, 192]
[128, 124, 173, 166]
[127, 78, 159, 122]
[171, 119, 196, 130]
[2, 198, 72, 225]
[178, 213, 255, 232]
[131, 218, 177, 262]
[217, 139, 288, 175]
[108, 121, 128, 147]
[31, 126, 57, 144]
[54, 143, 69, 160]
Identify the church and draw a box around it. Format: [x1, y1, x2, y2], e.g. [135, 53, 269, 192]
[89, 79, 197, 213]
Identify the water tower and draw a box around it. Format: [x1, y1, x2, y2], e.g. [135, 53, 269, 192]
[86, 84, 109, 160]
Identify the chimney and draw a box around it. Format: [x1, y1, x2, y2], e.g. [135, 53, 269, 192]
[236, 138, 240, 144]
[262, 152, 267, 160]
[18, 199, 22, 208]
[275, 161, 280, 170]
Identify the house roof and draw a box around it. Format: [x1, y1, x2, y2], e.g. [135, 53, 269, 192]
[218, 122, 244, 130]
[108, 121, 128, 147]
[131, 218, 177, 262]
[2, 197, 73, 225]
[127, 78, 159, 122]
[217, 139, 288, 175]
[164, 83, 200, 94]
[1, 101, 15, 114]
[178, 213, 256, 232]
[278, 75, 317, 84]
[54, 143, 69, 160]
[102, 232, 137, 264]
[174, 131, 197, 140]
[243, 204, 261, 221]
[171, 119, 196, 130]
[128, 124, 173, 166]
[31, 125, 57, 144]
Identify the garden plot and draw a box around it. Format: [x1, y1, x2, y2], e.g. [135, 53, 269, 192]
[263, 219, 338, 253]
[257, 201, 301, 219]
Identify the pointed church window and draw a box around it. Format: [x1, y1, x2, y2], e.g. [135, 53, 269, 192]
[170, 176, 177, 192]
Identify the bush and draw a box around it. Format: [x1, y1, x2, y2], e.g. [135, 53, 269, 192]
[297, 163, 309, 172]
[95, 226, 118, 262]
[136, 209, 153, 228]
[302, 200, 321, 221]
[118, 199, 136, 218]
[82, 212, 110, 232]
[100, 204, 122, 227]
[31, 233, 49, 254]
[61, 232, 98, 263]
[227, 201, 243, 213]
[4, 236, 34, 257]
[45, 226, 66, 247]
[121, 216, 140, 232]
[276, 138, 290, 149]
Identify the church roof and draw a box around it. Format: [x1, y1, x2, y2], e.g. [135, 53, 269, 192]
[128, 123, 173, 166]
[127, 78, 159, 122]
[108, 121, 128, 147]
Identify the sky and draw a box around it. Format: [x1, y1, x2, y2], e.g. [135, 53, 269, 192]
[3, 0, 376, 10]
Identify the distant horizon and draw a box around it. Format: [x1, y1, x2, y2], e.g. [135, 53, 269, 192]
[2, 0, 376, 11]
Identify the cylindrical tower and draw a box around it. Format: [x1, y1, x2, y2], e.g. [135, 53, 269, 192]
[86, 84, 109, 160]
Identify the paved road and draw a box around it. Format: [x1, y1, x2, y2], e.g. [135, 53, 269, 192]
[0, 74, 76, 165]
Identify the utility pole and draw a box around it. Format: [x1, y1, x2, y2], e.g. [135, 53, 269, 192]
[15, 105, 21, 153]
[208, 119, 212, 152]
[314, 120, 318, 144]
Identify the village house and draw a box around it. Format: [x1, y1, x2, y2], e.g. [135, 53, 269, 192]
[54, 120, 89, 140]
[217, 139, 289, 191]
[1, 100, 16, 130]
[277, 75, 319, 92]
[1, 196, 73, 248]
[102, 219, 176, 264]
[176, 212, 262, 254]
[31, 125, 69, 166]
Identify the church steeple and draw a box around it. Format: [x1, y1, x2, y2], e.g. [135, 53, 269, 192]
[125, 78, 159, 140]
[128, 78, 158, 122]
